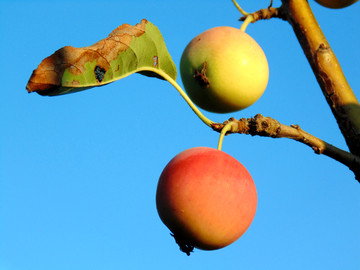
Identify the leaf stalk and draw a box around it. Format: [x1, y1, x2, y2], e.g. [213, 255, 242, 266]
[152, 68, 214, 127]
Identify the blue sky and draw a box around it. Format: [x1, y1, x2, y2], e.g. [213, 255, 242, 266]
[1, 1, 359, 269]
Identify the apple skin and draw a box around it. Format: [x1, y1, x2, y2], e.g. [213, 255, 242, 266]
[180, 26, 269, 113]
[156, 147, 257, 251]
[314, 0, 358, 8]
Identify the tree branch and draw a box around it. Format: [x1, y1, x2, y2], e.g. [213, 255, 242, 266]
[234, 0, 360, 181]
[280, 0, 360, 157]
[212, 114, 360, 182]
[239, 6, 284, 22]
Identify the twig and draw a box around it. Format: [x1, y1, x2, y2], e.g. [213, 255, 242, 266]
[279, 0, 360, 158]
[212, 114, 360, 182]
[239, 6, 286, 23]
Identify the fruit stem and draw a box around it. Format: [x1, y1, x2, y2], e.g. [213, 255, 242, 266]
[232, 0, 250, 16]
[240, 14, 254, 32]
[151, 68, 214, 127]
[217, 122, 233, 151]
[231, 0, 255, 32]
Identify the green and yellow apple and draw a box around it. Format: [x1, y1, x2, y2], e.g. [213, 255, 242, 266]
[156, 147, 257, 254]
[180, 26, 269, 113]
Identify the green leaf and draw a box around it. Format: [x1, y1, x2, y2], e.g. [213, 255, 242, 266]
[26, 19, 177, 96]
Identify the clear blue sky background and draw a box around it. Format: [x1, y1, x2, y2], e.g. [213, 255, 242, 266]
[1, 1, 359, 269]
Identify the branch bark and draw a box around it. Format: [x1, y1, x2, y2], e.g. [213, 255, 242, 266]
[280, 0, 360, 157]
[236, 0, 360, 181]
[240, 1, 360, 157]
[212, 114, 360, 182]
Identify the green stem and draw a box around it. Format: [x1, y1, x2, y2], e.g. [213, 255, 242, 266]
[232, 0, 249, 16]
[151, 68, 214, 127]
[217, 122, 233, 150]
[240, 14, 254, 32]
[232, 0, 254, 32]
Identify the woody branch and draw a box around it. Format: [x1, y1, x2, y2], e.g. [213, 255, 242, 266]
[212, 114, 360, 182]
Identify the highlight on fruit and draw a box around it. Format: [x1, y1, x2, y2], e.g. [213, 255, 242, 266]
[156, 147, 257, 255]
[180, 26, 269, 113]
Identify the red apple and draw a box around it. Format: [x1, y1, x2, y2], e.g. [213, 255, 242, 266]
[156, 147, 257, 254]
[314, 0, 358, 9]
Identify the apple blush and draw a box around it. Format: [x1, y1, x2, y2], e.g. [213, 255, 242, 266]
[156, 147, 257, 255]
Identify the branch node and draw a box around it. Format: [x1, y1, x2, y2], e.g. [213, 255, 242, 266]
[317, 43, 329, 52]
[312, 146, 324, 155]
[251, 114, 281, 137]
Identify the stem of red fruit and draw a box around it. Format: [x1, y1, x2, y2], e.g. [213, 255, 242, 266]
[217, 122, 233, 151]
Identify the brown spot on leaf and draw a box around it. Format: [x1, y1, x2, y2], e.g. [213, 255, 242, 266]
[153, 56, 158, 67]
[71, 80, 80, 86]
